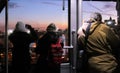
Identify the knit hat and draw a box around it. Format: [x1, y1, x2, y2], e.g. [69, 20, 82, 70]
[14, 21, 28, 33]
[46, 23, 57, 32]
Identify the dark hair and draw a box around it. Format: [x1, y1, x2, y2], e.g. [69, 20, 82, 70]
[90, 12, 102, 22]
[48, 32, 59, 44]
[46, 23, 57, 32]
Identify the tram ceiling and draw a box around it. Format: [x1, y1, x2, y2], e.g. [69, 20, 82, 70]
[83, 0, 117, 1]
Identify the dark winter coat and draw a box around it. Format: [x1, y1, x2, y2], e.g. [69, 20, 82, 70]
[35, 32, 61, 73]
[9, 31, 34, 73]
[8, 21, 36, 73]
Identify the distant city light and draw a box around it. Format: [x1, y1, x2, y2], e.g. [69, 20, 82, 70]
[27, 30, 30, 34]
[107, 21, 113, 25]
[8, 29, 13, 35]
[104, 17, 116, 27]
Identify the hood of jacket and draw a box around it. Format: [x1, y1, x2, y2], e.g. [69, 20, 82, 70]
[89, 21, 103, 35]
[14, 21, 28, 33]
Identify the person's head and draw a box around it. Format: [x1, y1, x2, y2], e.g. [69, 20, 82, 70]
[46, 23, 59, 42]
[89, 12, 102, 22]
[46, 23, 57, 32]
[14, 21, 28, 33]
[58, 29, 63, 36]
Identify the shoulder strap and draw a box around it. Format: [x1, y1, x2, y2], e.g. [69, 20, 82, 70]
[85, 23, 92, 44]
[85, 22, 100, 45]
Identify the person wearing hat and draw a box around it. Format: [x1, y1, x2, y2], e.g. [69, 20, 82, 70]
[9, 21, 37, 73]
[46, 23, 57, 32]
[78, 12, 120, 73]
[35, 23, 61, 73]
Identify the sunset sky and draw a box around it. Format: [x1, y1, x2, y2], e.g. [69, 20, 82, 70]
[0, 0, 117, 32]
[0, 0, 68, 31]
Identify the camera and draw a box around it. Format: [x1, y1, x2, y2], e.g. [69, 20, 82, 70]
[25, 24, 32, 29]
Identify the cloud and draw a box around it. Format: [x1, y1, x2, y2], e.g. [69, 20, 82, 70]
[41, 1, 61, 6]
[8, 2, 21, 8]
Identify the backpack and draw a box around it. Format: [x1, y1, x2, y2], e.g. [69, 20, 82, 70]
[51, 38, 63, 64]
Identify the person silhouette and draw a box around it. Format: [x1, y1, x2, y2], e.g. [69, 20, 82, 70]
[9, 21, 37, 73]
[35, 23, 62, 73]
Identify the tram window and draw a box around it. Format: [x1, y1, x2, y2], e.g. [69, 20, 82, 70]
[0, 0, 69, 66]
[82, 1, 117, 25]
[8, 0, 69, 45]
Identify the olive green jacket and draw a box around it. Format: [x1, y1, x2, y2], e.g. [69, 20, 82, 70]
[78, 21, 120, 73]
